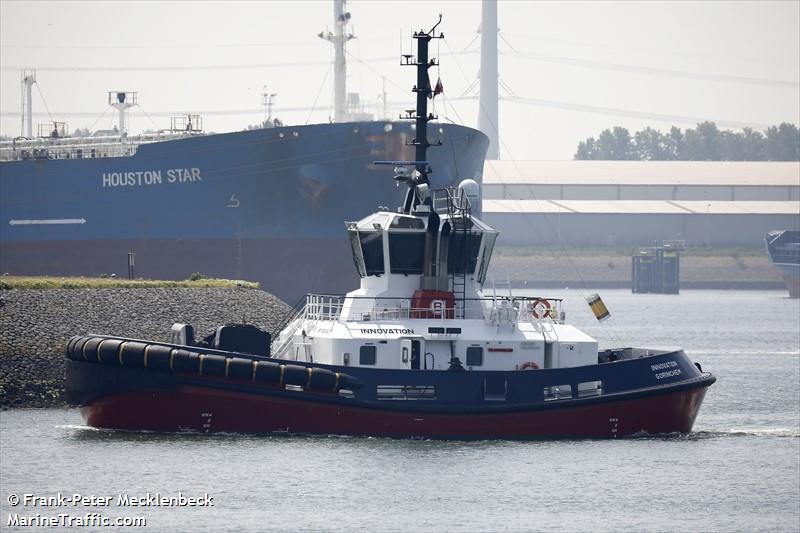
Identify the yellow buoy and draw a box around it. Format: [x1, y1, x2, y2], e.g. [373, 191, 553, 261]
[586, 293, 610, 321]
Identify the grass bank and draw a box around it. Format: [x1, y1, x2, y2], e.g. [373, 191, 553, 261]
[0, 276, 260, 290]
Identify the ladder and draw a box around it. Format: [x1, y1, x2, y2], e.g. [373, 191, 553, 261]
[447, 188, 471, 319]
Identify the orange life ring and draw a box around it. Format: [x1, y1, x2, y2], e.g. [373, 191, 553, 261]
[520, 361, 540, 370]
[531, 298, 552, 319]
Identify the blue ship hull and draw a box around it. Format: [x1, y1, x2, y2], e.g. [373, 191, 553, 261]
[0, 122, 488, 301]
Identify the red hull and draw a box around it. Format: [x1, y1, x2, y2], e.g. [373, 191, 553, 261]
[81, 384, 710, 439]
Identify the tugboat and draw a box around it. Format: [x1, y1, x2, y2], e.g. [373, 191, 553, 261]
[66, 19, 715, 439]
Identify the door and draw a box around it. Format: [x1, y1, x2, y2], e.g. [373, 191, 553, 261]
[400, 338, 423, 370]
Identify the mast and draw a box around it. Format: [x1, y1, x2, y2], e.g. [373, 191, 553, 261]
[319, 0, 353, 122]
[108, 92, 137, 135]
[21, 70, 36, 138]
[374, 17, 444, 214]
[403, 16, 444, 186]
[478, 0, 499, 159]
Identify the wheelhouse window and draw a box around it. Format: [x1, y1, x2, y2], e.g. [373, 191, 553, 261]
[448, 233, 483, 275]
[359, 231, 385, 276]
[466, 346, 483, 367]
[389, 232, 425, 274]
[476, 232, 497, 284]
[347, 228, 367, 278]
[390, 216, 425, 230]
[359, 345, 377, 365]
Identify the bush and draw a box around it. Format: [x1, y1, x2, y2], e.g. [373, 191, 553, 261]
[188, 272, 206, 281]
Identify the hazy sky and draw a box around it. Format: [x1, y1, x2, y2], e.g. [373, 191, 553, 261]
[1, 0, 798, 159]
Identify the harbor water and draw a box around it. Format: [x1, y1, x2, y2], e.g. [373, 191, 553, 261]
[1, 289, 798, 532]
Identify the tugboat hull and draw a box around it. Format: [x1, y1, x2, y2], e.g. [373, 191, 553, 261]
[66, 336, 715, 439]
[78, 382, 709, 439]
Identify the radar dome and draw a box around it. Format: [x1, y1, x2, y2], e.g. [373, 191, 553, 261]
[458, 179, 480, 205]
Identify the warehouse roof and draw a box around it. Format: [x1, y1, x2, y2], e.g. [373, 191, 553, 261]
[482, 199, 800, 215]
[482, 160, 800, 186]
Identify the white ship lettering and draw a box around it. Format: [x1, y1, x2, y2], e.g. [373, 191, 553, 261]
[102, 168, 201, 188]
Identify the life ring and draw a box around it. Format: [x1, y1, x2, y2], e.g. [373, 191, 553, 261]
[520, 361, 540, 370]
[531, 298, 552, 319]
[430, 299, 444, 318]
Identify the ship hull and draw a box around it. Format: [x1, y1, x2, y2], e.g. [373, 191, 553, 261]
[67, 337, 715, 439]
[774, 264, 800, 298]
[1, 122, 488, 302]
[765, 230, 800, 298]
[79, 382, 709, 439]
[0, 237, 356, 303]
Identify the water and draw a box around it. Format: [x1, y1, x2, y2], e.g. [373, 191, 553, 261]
[1, 290, 798, 533]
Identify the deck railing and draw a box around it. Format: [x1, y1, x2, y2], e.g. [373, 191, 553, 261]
[0, 131, 198, 161]
[302, 293, 563, 325]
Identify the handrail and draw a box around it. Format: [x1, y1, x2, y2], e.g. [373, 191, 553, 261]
[300, 293, 564, 324]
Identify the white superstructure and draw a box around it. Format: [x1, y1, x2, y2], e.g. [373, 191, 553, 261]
[272, 179, 598, 374]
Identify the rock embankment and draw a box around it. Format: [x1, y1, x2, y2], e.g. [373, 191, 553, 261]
[0, 287, 290, 408]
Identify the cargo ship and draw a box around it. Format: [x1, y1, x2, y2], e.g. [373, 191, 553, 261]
[765, 230, 800, 298]
[0, 2, 488, 303]
[66, 19, 715, 439]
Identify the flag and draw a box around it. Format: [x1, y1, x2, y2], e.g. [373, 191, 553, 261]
[433, 77, 444, 98]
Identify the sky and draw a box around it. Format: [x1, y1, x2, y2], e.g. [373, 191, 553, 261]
[1, 0, 798, 160]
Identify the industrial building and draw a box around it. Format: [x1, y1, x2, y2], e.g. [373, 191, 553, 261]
[481, 161, 800, 247]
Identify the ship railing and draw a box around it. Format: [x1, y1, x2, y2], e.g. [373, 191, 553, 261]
[0, 131, 197, 161]
[302, 293, 564, 324]
[432, 187, 471, 216]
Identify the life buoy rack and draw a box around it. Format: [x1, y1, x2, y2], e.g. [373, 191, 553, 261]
[531, 298, 552, 319]
[520, 361, 540, 370]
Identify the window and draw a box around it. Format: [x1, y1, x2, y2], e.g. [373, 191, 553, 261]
[428, 327, 445, 334]
[476, 232, 497, 284]
[466, 346, 483, 366]
[359, 345, 376, 365]
[448, 233, 483, 275]
[446, 327, 461, 334]
[377, 385, 436, 400]
[544, 385, 572, 401]
[389, 233, 425, 274]
[359, 232, 384, 276]
[577, 380, 603, 398]
[390, 216, 425, 229]
[348, 229, 366, 278]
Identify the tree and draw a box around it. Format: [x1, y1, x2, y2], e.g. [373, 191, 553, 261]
[572, 122, 798, 161]
[740, 127, 765, 160]
[719, 130, 745, 161]
[764, 122, 800, 161]
[665, 127, 685, 160]
[634, 127, 668, 160]
[684, 122, 720, 160]
[574, 137, 598, 160]
[595, 127, 635, 160]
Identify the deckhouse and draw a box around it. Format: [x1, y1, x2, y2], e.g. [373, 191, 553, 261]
[271, 180, 598, 375]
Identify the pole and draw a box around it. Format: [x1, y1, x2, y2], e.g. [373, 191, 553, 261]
[478, 0, 499, 159]
[333, 0, 346, 122]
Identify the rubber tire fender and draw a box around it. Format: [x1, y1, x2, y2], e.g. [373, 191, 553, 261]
[226, 357, 254, 380]
[97, 339, 125, 366]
